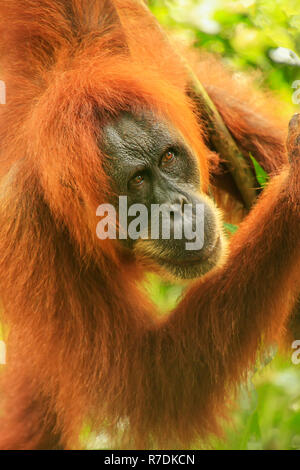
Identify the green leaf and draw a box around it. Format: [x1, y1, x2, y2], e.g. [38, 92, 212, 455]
[250, 154, 269, 188]
[224, 222, 238, 235]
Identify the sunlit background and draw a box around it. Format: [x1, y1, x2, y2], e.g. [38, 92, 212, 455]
[150, 0, 300, 103]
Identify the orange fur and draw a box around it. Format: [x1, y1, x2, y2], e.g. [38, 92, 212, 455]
[0, 0, 299, 450]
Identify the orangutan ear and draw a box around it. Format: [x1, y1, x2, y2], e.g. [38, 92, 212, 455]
[94, 0, 128, 53]
[101, 0, 122, 27]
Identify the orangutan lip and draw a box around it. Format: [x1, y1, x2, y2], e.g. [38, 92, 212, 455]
[166, 257, 205, 266]
[158, 235, 221, 267]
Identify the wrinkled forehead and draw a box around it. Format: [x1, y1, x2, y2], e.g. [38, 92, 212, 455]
[101, 111, 185, 158]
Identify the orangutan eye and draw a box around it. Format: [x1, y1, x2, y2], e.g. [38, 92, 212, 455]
[129, 173, 145, 188]
[161, 149, 176, 167]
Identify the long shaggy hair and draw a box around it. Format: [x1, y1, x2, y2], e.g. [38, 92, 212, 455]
[0, 0, 298, 450]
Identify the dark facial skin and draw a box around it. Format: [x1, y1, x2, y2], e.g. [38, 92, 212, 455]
[102, 112, 224, 280]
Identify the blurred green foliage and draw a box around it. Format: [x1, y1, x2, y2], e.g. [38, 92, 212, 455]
[149, 0, 300, 104]
[212, 355, 300, 449]
[146, 0, 300, 450]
